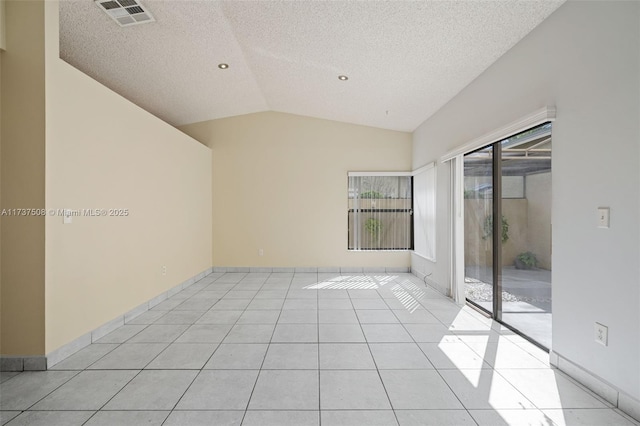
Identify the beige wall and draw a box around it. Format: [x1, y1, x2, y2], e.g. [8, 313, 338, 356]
[42, 1, 212, 354]
[464, 199, 529, 267]
[181, 112, 412, 268]
[1, 0, 46, 355]
[0, 0, 6, 50]
[0, 0, 3, 355]
[463, 174, 552, 270]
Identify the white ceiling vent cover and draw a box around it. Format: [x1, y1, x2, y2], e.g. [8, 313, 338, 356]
[95, 0, 155, 27]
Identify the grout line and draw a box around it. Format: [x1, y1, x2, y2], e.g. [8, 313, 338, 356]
[353, 280, 401, 425]
[52, 341, 121, 372]
[239, 271, 290, 425]
[10, 271, 601, 425]
[171, 270, 258, 424]
[157, 274, 237, 371]
[19, 370, 82, 413]
[381, 277, 480, 424]
[83, 368, 146, 425]
[82, 274, 229, 426]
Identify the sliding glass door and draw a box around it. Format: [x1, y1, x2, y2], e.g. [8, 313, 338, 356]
[464, 123, 552, 349]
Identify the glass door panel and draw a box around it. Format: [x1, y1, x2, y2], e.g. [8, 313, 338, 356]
[464, 145, 494, 314]
[500, 126, 552, 348]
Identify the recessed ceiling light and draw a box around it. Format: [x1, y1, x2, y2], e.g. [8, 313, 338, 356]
[218, 63, 229, 69]
[338, 75, 348, 81]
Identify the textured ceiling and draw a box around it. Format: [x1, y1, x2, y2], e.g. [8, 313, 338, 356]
[60, 0, 565, 131]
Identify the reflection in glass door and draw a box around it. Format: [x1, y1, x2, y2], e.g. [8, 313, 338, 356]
[464, 123, 552, 349]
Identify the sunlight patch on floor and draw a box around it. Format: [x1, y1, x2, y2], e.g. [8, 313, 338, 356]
[389, 284, 421, 312]
[303, 275, 398, 290]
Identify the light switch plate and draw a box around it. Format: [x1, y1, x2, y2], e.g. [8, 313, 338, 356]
[597, 207, 610, 228]
[595, 322, 608, 346]
[63, 209, 72, 224]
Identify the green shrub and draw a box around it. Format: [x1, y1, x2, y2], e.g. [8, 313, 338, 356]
[360, 191, 384, 199]
[482, 214, 509, 243]
[365, 218, 382, 240]
[516, 251, 538, 268]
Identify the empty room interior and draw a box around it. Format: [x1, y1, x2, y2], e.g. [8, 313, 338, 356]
[0, 0, 639, 425]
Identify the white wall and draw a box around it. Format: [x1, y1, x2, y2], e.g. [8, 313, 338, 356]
[412, 1, 639, 400]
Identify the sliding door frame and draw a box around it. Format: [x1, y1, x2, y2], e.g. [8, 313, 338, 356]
[462, 124, 553, 352]
[492, 144, 503, 321]
[443, 107, 556, 349]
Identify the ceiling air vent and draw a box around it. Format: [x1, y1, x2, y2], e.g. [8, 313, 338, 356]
[95, 0, 155, 27]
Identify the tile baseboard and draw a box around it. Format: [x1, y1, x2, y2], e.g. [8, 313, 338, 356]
[6, 266, 214, 371]
[411, 268, 450, 297]
[213, 266, 411, 274]
[550, 350, 640, 422]
[619, 392, 640, 423]
[0, 356, 47, 371]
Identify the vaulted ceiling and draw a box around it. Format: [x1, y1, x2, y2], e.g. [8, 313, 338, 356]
[59, 0, 565, 132]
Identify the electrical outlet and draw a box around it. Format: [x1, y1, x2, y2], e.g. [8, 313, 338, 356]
[258, 249, 264, 256]
[595, 322, 608, 346]
[161, 266, 167, 276]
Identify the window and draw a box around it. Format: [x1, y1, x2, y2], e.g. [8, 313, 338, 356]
[348, 173, 413, 250]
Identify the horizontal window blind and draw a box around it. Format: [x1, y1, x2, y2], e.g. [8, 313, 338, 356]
[348, 175, 413, 250]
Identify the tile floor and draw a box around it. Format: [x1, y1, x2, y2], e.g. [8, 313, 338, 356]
[1, 272, 638, 426]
